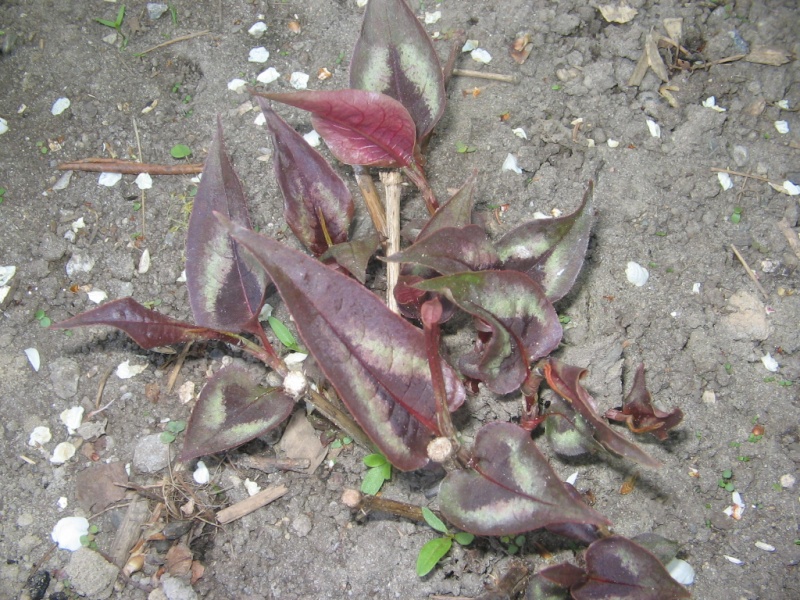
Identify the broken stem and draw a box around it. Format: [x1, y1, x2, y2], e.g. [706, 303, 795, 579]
[710, 167, 771, 184]
[341, 489, 442, 524]
[422, 299, 459, 444]
[380, 170, 403, 314]
[353, 166, 388, 240]
[402, 163, 439, 215]
[730, 244, 769, 300]
[57, 158, 204, 175]
[452, 68, 520, 84]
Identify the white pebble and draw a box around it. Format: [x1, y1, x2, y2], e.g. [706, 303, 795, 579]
[178, 381, 195, 404]
[51, 97, 71, 116]
[50, 441, 76, 464]
[87, 290, 107, 304]
[755, 541, 775, 552]
[98, 172, 122, 187]
[53, 171, 73, 190]
[565, 472, 578, 486]
[227, 78, 248, 93]
[283, 371, 308, 398]
[666, 558, 695, 585]
[607, 139, 620, 148]
[774, 120, 789, 134]
[692, 282, 701, 294]
[761, 353, 779, 372]
[717, 172, 733, 190]
[116, 360, 147, 379]
[462, 40, 479, 52]
[257, 67, 281, 85]
[29, 425, 52, 447]
[51, 516, 89, 551]
[60, 406, 84, 435]
[701, 96, 726, 112]
[134, 173, 153, 190]
[0, 117, 8, 135]
[626, 261, 649, 287]
[502, 153, 522, 174]
[244, 478, 262, 496]
[193, 460, 210, 485]
[138, 248, 151, 274]
[424, 11, 441, 24]
[470, 48, 492, 64]
[646, 119, 661, 138]
[249, 47, 270, 63]
[24, 348, 41, 372]
[303, 130, 321, 147]
[57, 497, 68, 510]
[512, 127, 527, 140]
[780, 473, 796, 488]
[723, 555, 743, 565]
[290, 72, 310, 90]
[248, 21, 268, 38]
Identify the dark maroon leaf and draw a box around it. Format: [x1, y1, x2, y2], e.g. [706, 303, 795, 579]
[496, 181, 594, 302]
[417, 271, 562, 394]
[253, 90, 418, 169]
[51, 298, 238, 349]
[257, 97, 354, 256]
[185, 119, 269, 333]
[537, 562, 588, 589]
[544, 394, 605, 457]
[417, 171, 477, 239]
[604, 364, 684, 441]
[180, 366, 294, 461]
[544, 483, 603, 544]
[543, 359, 661, 469]
[350, 0, 446, 141]
[319, 231, 381, 284]
[438, 422, 610, 536]
[386, 225, 499, 274]
[219, 216, 465, 471]
[572, 536, 691, 599]
[526, 573, 572, 600]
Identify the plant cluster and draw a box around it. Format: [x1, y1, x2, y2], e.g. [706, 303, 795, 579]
[56, 1, 687, 597]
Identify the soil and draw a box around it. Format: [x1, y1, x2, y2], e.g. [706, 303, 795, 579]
[1, 1, 799, 599]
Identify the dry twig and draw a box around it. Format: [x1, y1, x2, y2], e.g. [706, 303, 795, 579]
[731, 244, 769, 300]
[135, 30, 211, 56]
[452, 68, 519, 84]
[58, 158, 204, 175]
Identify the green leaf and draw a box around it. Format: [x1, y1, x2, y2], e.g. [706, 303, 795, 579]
[416, 536, 452, 577]
[454, 532, 474, 546]
[268, 316, 301, 351]
[363, 453, 388, 468]
[180, 366, 294, 461]
[422, 507, 449, 534]
[166, 420, 187, 434]
[361, 466, 388, 495]
[456, 142, 476, 153]
[160, 432, 176, 444]
[170, 144, 193, 159]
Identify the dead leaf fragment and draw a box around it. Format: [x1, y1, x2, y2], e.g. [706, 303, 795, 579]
[745, 46, 791, 66]
[510, 33, 533, 64]
[279, 410, 327, 474]
[599, 3, 638, 24]
[166, 543, 193, 577]
[663, 18, 683, 44]
[75, 461, 128, 513]
[288, 20, 301, 33]
[645, 31, 670, 82]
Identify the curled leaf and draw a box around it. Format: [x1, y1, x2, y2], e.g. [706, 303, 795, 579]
[387, 225, 500, 275]
[604, 364, 683, 441]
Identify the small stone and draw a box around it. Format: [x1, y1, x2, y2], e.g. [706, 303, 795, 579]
[29, 425, 52, 446]
[49, 357, 80, 399]
[290, 72, 310, 90]
[133, 433, 175, 473]
[66, 253, 96, 278]
[98, 172, 122, 187]
[292, 513, 313, 537]
[51, 97, 71, 116]
[249, 47, 270, 63]
[248, 21, 268, 38]
[51, 442, 76, 464]
[732, 145, 748, 167]
[134, 173, 153, 190]
[51, 516, 89, 551]
[60, 406, 84, 434]
[65, 548, 119, 599]
[161, 573, 198, 600]
[470, 48, 492, 64]
[774, 120, 789, 134]
[257, 67, 281, 84]
[780, 473, 796, 488]
[720, 290, 772, 341]
[147, 3, 169, 20]
[227, 78, 247, 93]
[25, 570, 50, 600]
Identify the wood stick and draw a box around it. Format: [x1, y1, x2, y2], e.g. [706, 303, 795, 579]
[710, 167, 771, 184]
[216, 484, 288, 524]
[235, 455, 311, 474]
[730, 244, 769, 300]
[341, 489, 435, 524]
[134, 30, 211, 56]
[452, 68, 519, 84]
[57, 158, 204, 175]
[109, 495, 150, 567]
[353, 166, 388, 239]
[380, 171, 403, 315]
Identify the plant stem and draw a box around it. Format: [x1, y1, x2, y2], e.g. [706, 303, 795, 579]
[353, 166, 388, 240]
[57, 158, 204, 174]
[422, 299, 459, 443]
[402, 163, 439, 215]
[341, 489, 441, 524]
[379, 170, 403, 314]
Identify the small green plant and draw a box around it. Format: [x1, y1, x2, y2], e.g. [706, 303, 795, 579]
[724, 362, 733, 374]
[416, 507, 474, 577]
[718, 468, 734, 492]
[772, 482, 783, 491]
[329, 436, 353, 449]
[94, 4, 127, 46]
[737, 455, 751, 462]
[80, 524, 101, 550]
[455, 142, 476, 154]
[500, 534, 526, 555]
[748, 432, 763, 443]
[35, 141, 48, 155]
[267, 316, 302, 352]
[558, 314, 572, 325]
[34, 309, 52, 327]
[730, 206, 743, 224]
[551, 83, 562, 91]
[0, 187, 6, 204]
[160, 419, 187, 444]
[142, 299, 162, 309]
[361, 453, 392, 495]
[168, 3, 178, 26]
[654, 231, 667, 237]
[170, 144, 193, 159]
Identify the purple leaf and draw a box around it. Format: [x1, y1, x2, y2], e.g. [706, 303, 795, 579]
[180, 366, 294, 461]
[544, 483, 603, 544]
[543, 359, 661, 469]
[51, 297, 238, 348]
[257, 97, 354, 256]
[350, 0, 446, 141]
[537, 562, 588, 589]
[573, 536, 691, 599]
[219, 217, 465, 471]
[438, 422, 610, 536]
[544, 394, 605, 458]
[604, 364, 684, 441]
[497, 181, 594, 302]
[319, 231, 381, 284]
[253, 90, 418, 169]
[185, 119, 269, 334]
[386, 225, 500, 274]
[416, 171, 477, 239]
[416, 271, 562, 394]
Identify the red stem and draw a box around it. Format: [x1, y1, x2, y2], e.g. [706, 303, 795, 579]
[421, 299, 457, 441]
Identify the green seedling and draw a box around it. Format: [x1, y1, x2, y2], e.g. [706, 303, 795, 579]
[34, 309, 51, 327]
[655, 231, 667, 237]
[160, 419, 187, 444]
[748, 433, 763, 443]
[551, 84, 562, 90]
[80, 524, 101, 551]
[718, 468, 735, 492]
[142, 299, 162, 309]
[737, 455, 751, 462]
[500, 534, 526, 555]
[361, 453, 391, 495]
[329, 436, 353, 449]
[724, 362, 733, 374]
[170, 144, 193, 159]
[558, 314, 572, 325]
[730, 206, 743, 224]
[36, 141, 48, 155]
[169, 3, 178, 26]
[416, 507, 474, 577]
[455, 142, 476, 154]
[0, 187, 6, 204]
[268, 316, 302, 352]
[94, 4, 127, 47]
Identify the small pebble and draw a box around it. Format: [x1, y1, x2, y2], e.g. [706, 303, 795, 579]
[147, 3, 169, 20]
[248, 21, 268, 38]
[249, 47, 270, 63]
[257, 67, 281, 85]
